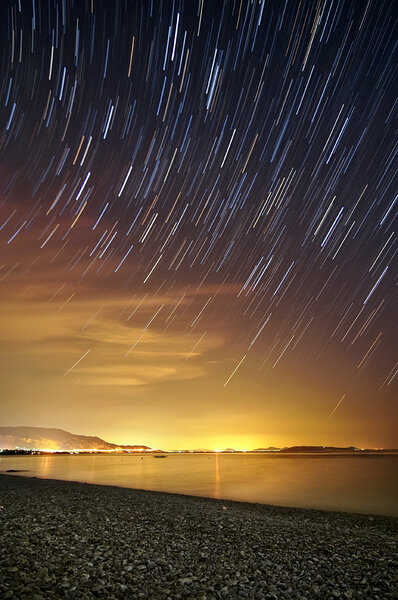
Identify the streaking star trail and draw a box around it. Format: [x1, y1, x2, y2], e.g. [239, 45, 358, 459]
[0, 0, 396, 450]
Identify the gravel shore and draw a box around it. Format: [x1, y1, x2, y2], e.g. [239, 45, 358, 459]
[0, 474, 396, 600]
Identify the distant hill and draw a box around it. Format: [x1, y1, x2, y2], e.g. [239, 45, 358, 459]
[0, 427, 151, 451]
[1, 428, 395, 453]
[279, 445, 359, 453]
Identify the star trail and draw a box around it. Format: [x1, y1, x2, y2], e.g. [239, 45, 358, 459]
[0, 0, 396, 449]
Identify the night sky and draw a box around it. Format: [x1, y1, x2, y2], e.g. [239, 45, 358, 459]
[0, 0, 396, 450]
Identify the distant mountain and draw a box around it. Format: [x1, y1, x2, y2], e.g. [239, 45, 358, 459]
[279, 445, 359, 453]
[1, 428, 395, 453]
[0, 427, 152, 451]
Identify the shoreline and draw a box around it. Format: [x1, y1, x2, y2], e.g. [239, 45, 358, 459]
[1, 474, 396, 600]
[2, 451, 398, 456]
[1, 470, 397, 519]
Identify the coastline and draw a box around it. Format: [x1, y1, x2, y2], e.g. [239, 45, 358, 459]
[0, 475, 396, 600]
[1, 452, 397, 517]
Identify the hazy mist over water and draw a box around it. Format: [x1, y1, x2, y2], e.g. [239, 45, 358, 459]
[1, 454, 397, 517]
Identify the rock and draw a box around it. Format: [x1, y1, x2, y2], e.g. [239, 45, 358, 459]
[0, 474, 396, 600]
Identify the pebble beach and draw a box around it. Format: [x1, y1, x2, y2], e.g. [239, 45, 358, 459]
[0, 474, 396, 600]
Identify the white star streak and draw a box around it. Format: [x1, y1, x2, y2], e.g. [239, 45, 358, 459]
[223, 355, 247, 388]
[64, 349, 91, 376]
[328, 394, 346, 420]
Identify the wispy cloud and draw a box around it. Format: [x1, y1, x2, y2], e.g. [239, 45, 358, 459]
[0, 298, 224, 388]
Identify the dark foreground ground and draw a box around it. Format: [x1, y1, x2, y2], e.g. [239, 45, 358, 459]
[0, 475, 396, 600]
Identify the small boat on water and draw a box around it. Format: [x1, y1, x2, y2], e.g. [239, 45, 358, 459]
[154, 455, 167, 458]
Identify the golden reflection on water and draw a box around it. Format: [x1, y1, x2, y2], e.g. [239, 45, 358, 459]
[214, 453, 220, 499]
[39, 456, 52, 478]
[1, 454, 397, 516]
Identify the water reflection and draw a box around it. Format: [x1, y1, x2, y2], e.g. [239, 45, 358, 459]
[1, 454, 397, 516]
[214, 454, 220, 499]
[40, 455, 52, 478]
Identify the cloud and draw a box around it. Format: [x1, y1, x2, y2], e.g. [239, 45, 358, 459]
[0, 297, 225, 388]
[73, 362, 208, 387]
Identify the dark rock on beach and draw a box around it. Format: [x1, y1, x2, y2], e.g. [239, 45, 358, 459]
[4, 469, 29, 472]
[0, 474, 396, 600]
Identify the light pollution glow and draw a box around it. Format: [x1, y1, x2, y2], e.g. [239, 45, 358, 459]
[0, 253, 395, 451]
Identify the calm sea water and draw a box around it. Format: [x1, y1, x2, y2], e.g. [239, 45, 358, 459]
[1, 453, 397, 516]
